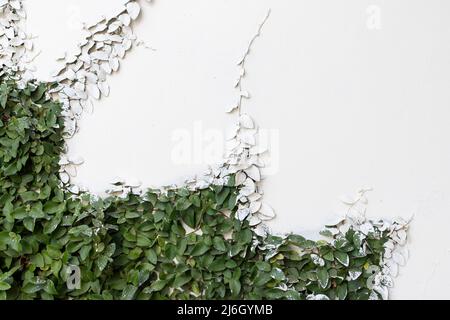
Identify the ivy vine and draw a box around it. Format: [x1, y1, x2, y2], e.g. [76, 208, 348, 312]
[0, 73, 402, 300]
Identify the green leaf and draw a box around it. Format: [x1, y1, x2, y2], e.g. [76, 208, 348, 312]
[255, 261, 271, 272]
[51, 260, 62, 277]
[23, 217, 35, 232]
[227, 193, 237, 210]
[225, 260, 237, 269]
[153, 210, 165, 223]
[22, 282, 45, 294]
[137, 234, 152, 247]
[2, 201, 13, 217]
[212, 237, 226, 252]
[125, 211, 140, 219]
[0, 282, 11, 291]
[190, 242, 210, 257]
[215, 188, 230, 206]
[20, 191, 39, 202]
[146, 249, 158, 265]
[96, 255, 109, 272]
[237, 229, 253, 244]
[68, 225, 92, 237]
[229, 279, 241, 296]
[334, 238, 350, 250]
[317, 268, 329, 289]
[209, 258, 226, 272]
[121, 285, 137, 300]
[319, 229, 333, 238]
[149, 279, 168, 292]
[128, 248, 143, 260]
[31, 253, 45, 269]
[0, 232, 9, 247]
[43, 214, 62, 234]
[29, 203, 45, 219]
[270, 268, 286, 281]
[323, 251, 334, 262]
[173, 274, 191, 288]
[43, 201, 65, 214]
[44, 280, 58, 296]
[335, 251, 350, 267]
[337, 284, 348, 300]
[79, 245, 91, 261]
[175, 198, 192, 211]
[183, 210, 196, 229]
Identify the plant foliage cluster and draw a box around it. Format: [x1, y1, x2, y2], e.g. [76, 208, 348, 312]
[0, 75, 389, 300]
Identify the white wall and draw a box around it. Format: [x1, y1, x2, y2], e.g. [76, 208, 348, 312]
[25, 0, 450, 299]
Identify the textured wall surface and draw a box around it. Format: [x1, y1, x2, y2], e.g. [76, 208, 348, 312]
[26, 0, 450, 299]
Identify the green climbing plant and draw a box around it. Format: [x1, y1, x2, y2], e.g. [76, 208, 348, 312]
[0, 73, 393, 300]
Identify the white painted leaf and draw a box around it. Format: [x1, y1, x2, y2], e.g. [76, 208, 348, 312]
[368, 291, 379, 300]
[58, 157, 70, 166]
[374, 285, 389, 300]
[325, 215, 346, 227]
[119, 13, 131, 26]
[59, 172, 70, 184]
[258, 203, 276, 220]
[126, 2, 141, 20]
[247, 193, 262, 202]
[98, 81, 110, 97]
[125, 178, 142, 188]
[245, 165, 261, 181]
[399, 247, 409, 261]
[239, 114, 254, 129]
[238, 130, 256, 145]
[396, 229, 407, 245]
[85, 72, 98, 83]
[249, 201, 262, 214]
[65, 69, 76, 80]
[64, 164, 77, 177]
[392, 252, 406, 266]
[248, 215, 261, 227]
[237, 207, 250, 221]
[69, 156, 84, 165]
[100, 61, 112, 74]
[240, 90, 250, 98]
[108, 21, 121, 33]
[359, 222, 374, 235]
[380, 275, 394, 288]
[253, 224, 267, 238]
[122, 39, 132, 51]
[225, 125, 239, 141]
[384, 240, 395, 250]
[338, 221, 351, 234]
[235, 172, 247, 186]
[90, 51, 109, 61]
[86, 83, 100, 99]
[386, 261, 399, 277]
[384, 249, 392, 259]
[68, 185, 80, 194]
[110, 58, 120, 71]
[62, 86, 77, 98]
[240, 185, 255, 197]
[65, 55, 77, 64]
[226, 103, 239, 113]
[340, 194, 359, 205]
